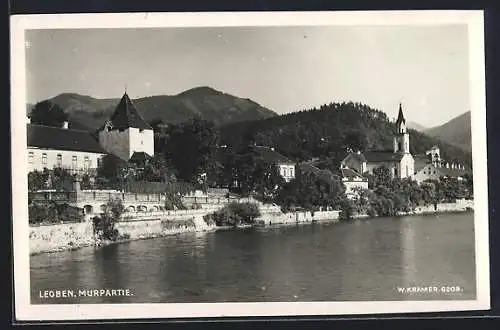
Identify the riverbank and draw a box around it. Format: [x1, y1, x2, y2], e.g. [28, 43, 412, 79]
[29, 200, 474, 255]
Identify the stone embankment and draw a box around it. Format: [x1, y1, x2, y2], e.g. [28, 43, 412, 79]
[30, 222, 94, 255]
[29, 199, 473, 255]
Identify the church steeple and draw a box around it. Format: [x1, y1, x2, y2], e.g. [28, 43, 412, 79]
[396, 103, 406, 133]
[393, 103, 410, 153]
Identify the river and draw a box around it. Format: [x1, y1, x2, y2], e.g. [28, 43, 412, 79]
[30, 211, 476, 304]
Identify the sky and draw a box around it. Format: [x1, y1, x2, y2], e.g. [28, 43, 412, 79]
[25, 25, 470, 128]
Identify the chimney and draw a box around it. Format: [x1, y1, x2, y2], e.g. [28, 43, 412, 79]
[62, 120, 69, 129]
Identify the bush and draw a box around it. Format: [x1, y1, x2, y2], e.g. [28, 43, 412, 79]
[92, 199, 124, 241]
[207, 202, 261, 227]
[28, 202, 83, 225]
[164, 192, 186, 210]
[339, 198, 354, 221]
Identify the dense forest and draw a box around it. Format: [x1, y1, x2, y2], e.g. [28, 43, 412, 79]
[220, 101, 473, 169]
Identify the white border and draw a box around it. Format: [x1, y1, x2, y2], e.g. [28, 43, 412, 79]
[11, 10, 489, 321]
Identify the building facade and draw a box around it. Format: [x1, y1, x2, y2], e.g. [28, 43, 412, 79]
[414, 162, 468, 184]
[27, 123, 107, 174]
[340, 168, 369, 200]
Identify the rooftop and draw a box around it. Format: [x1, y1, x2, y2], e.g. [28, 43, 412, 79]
[363, 150, 405, 162]
[105, 92, 152, 131]
[341, 168, 367, 181]
[253, 145, 294, 165]
[27, 124, 107, 154]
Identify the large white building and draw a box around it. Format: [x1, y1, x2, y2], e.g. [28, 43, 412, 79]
[27, 123, 107, 174]
[27, 92, 155, 174]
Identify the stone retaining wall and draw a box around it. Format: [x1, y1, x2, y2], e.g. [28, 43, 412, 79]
[257, 210, 341, 225]
[30, 222, 94, 255]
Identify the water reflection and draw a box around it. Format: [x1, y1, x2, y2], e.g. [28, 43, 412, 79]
[31, 212, 476, 304]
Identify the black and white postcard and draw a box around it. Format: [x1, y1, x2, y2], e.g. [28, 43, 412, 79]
[10, 10, 490, 321]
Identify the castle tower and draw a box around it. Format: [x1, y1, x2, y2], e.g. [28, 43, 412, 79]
[98, 92, 154, 161]
[393, 103, 410, 154]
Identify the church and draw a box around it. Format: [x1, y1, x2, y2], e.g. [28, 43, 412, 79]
[27, 92, 155, 174]
[341, 104, 415, 179]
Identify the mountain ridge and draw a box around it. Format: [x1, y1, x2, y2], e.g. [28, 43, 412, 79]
[27, 87, 278, 130]
[425, 111, 471, 152]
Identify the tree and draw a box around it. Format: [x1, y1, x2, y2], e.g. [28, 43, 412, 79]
[369, 166, 392, 189]
[28, 169, 50, 192]
[92, 199, 124, 241]
[163, 118, 220, 183]
[50, 167, 74, 191]
[139, 154, 171, 182]
[276, 171, 345, 212]
[96, 154, 130, 188]
[253, 162, 286, 202]
[29, 100, 69, 127]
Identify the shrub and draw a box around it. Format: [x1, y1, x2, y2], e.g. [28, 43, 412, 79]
[208, 202, 261, 227]
[92, 199, 124, 241]
[339, 198, 354, 221]
[28, 202, 83, 225]
[164, 192, 186, 210]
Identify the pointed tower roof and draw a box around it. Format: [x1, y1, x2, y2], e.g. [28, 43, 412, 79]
[396, 103, 406, 126]
[107, 92, 152, 130]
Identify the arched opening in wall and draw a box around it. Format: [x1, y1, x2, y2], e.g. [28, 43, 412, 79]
[151, 206, 159, 212]
[126, 205, 136, 212]
[138, 205, 147, 212]
[83, 205, 93, 215]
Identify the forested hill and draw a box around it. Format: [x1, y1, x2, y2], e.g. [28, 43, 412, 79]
[220, 101, 473, 168]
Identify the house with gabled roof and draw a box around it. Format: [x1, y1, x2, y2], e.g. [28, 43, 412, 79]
[340, 168, 369, 199]
[341, 103, 415, 179]
[27, 123, 108, 174]
[253, 145, 296, 182]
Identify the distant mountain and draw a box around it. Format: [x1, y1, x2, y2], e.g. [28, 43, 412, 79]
[407, 121, 427, 132]
[425, 111, 472, 152]
[27, 86, 277, 130]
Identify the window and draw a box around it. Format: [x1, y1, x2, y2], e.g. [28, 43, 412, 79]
[72, 155, 77, 168]
[57, 154, 62, 166]
[84, 156, 90, 169]
[28, 152, 33, 164]
[283, 169, 287, 177]
[97, 157, 101, 168]
[42, 153, 47, 165]
[290, 168, 294, 177]
[394, 168, 398, 177]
